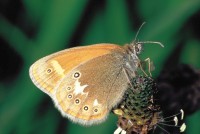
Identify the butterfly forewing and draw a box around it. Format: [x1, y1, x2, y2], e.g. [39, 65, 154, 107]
[29, 44, 123, 97]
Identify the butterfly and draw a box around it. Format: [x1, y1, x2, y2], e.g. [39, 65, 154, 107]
[29, 23, 163, 126]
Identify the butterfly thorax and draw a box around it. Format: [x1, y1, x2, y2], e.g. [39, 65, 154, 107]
[123, 43, 142, 74]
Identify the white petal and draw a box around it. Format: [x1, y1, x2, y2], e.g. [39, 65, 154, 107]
[114, 127, 122, 134]
[180, 123, 186, 132]
[173, 116, 178, 126]
[121, 130, 126, 134]
[180, 109, 184, 120]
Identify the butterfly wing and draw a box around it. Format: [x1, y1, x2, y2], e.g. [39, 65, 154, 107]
[54, 50, 130, 125]
[29, 43, 123, 97]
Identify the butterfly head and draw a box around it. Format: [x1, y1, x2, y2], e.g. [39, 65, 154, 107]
[128, 22, 164, 56]
[131, 42, 143, 55]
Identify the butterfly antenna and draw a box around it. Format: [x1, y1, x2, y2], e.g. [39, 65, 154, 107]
[133, 22, 146, 42]
[137, 41, 164, 48]
[131, 22, 164, 48]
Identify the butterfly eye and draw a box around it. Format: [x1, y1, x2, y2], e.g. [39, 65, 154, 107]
[135, 43, 142, 54]
[135, 46, 139, 52]
[73, 72, 81, 78]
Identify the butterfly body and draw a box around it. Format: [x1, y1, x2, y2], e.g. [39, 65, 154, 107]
[29, 43, 142, 125]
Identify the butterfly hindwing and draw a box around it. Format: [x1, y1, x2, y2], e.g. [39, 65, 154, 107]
[54, 51, 129, 125]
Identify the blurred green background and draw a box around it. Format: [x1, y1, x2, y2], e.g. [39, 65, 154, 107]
[0, 0, 200, 134]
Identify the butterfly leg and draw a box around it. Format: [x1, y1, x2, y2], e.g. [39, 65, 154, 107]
[144, 58, 153, 77]
[138, 61, 148, 77]
[122, 68, 134, 89]
[138, 58, 153, 77]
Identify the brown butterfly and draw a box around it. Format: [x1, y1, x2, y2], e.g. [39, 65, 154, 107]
[29, 24, 163, 126]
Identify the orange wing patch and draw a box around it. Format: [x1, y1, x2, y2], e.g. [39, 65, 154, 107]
[29, 43, 123, 97]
